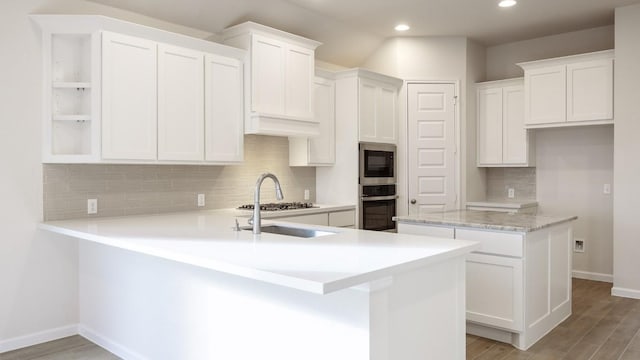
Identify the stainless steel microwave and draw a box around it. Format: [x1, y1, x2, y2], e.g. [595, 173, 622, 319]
[359, 142, 396, 186]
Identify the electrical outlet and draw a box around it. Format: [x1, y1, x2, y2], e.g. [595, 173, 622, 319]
[507, 188, 515, 199]
[574, 238, 585, 253]
[304, 189, 310, 201]
[603, 183, 611, 195]
[87, 199, 98, 214]
[197, 194, 205, 207]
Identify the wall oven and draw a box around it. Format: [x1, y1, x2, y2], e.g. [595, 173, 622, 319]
[359, 142, 396, 185]
[360, 183, 397, 231]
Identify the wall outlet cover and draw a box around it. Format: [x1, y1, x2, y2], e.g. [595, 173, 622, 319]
[87, 198, 98, 214]
[197, 194, 205, 207]
[507, 188, 515, 199]
[574, 238, 585, 253]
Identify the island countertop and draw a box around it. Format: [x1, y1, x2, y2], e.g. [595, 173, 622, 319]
[39, 209, 478, 295]
[394, 209, 577, 232]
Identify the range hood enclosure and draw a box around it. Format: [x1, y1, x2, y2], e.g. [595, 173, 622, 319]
[222, 22, 322, 137]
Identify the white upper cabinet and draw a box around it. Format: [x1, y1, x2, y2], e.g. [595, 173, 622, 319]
[102, 31, 158, 160]
[477, 78, 534, 167]
[519, 50, 614, 129]
[205, 54, 244, 163]
[34, 16, 247, 164]
[157, 44, 204, 161]
[358, 75, 402, 144]
[222, 22, 321, 137]
[289, 72, 336, 166]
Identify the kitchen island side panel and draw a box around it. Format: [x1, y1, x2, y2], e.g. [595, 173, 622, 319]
[78, 240, 467, 360]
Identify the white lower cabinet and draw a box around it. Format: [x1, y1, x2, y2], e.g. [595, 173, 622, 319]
[466, 253, 523, 331]
[397, 221, 572, 350]
[271, 209, 356, 228]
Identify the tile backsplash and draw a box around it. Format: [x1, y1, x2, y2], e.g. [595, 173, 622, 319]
[44, 135, 316, 220]
[486, 167, 536, 200]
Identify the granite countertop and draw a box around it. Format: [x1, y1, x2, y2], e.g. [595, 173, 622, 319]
[394, 210, 577, 232]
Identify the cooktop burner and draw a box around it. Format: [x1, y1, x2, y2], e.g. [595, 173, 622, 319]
[237, 202, 317, 211]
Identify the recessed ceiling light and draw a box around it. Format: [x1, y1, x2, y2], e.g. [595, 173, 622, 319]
[395, 24, 410, 32]
[499, 0, 517, 7]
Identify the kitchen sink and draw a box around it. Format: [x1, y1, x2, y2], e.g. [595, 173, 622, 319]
[242, 225, 336, 238]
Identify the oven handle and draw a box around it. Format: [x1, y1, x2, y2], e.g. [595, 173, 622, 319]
[360, 195, 398, 202]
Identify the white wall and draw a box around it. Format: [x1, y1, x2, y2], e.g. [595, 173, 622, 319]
[613, 4, 640, 299]
[0, 0, 218, 351]
[484, 27, 615, 282]
[361, 36, 483, 214]
[486, 25, 614, 81]
[535, 126, 614, 279]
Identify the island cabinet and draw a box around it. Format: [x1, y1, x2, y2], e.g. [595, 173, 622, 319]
[289, 70, 336, 166]
[396, 212, 575, 350]
[41, 210, 479, 360]
[518, 50, 614, 129]
[222, 22, 322, 137]
[476, 78, 535, 167]
[33, 15, 246, 164]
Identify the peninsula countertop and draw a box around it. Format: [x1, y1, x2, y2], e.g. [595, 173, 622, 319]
[394, 209, 577, 232]
[39, 209, 478, 295]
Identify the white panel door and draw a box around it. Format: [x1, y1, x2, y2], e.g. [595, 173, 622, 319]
[466, 253, 524, 332]
[477, 87, 503, 166]
[204, 54, 244, 163]
[525, 65, 566, 126]
[377, 84, 398, 144]
[358, 79, 378, 142]
[157, 44, 204, 161]
[567, 59, 613, 122]
[308, 77, 335, 165]
[407, 83, 457, 215]
[251, 35, 285, 115]
[285, 44, 314, 120]
[502, 84, 527, 165]
[102, 31, 157, 160]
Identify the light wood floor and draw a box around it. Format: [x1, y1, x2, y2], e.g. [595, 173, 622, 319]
[1, 279, 638, 360]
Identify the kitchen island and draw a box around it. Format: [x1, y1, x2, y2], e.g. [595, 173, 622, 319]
[395, 210, 577, 350]
[40, 209, 478, 360]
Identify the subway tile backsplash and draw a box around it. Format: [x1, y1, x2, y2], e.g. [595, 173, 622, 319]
[44, 135, 316, 220]
[486, 167, 536, 200]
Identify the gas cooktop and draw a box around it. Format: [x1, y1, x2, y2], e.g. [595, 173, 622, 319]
[237, 202, 317, 211]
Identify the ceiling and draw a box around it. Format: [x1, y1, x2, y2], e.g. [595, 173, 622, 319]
[88, 0, 640, 67]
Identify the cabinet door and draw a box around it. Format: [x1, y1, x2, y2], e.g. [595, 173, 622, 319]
[524, 65, 566, 126]
[358, 78, 378, 142]
[102, 32, 157, 160]
[567, 59, 613, 122]
[477, 87, 503, 166]
[502, 84, 527, 165]
[466, 253, 524, 331]
[377, 84, 398, 144]
[157, 44, 204, 161]
[308, 77, 335, 165]
[285, 44, 314, 120]
[251, 34, 285, 115]
[204, 54, 244, 163]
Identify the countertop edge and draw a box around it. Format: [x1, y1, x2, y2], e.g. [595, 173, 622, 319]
[393, 215, 578, 232]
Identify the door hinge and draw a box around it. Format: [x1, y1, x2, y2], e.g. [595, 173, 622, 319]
[453, 96, 458, 105]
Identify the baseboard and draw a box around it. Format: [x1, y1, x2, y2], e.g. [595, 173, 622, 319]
[78, 325, 145, 360]
[611, 286, 640, 300]
[0, 324, 78, 353]
[572, 270, 613, 283]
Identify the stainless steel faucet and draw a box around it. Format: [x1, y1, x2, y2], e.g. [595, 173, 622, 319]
[249, 173, 284, 234]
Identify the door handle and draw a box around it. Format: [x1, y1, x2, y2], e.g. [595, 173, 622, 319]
[410, 199, 417, 204]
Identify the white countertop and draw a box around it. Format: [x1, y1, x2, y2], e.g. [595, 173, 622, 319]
[40, 209, 478, 295]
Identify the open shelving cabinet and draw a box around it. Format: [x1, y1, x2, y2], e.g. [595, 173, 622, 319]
[43, 32, 101, 162]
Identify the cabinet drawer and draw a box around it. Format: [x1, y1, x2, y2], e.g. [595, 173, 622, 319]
[328, 210, 355, 227]
[397, 223, 455, 239]
[455, 228, 523, 257]
[275, 213, 329, 226]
